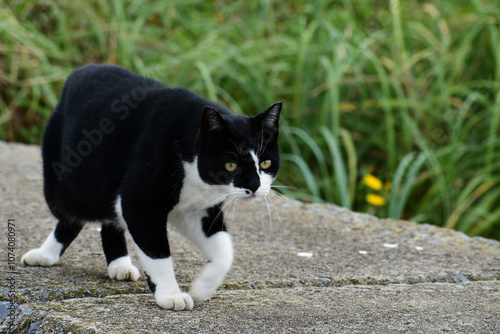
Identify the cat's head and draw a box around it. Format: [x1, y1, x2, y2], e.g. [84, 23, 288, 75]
[197, 102, 282, 199]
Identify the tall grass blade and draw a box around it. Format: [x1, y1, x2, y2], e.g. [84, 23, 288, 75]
[339, 128, 357, 207]
[289, 126, 332, 202]
[396, 153, 426, 220]
[445, 178, 500, 230]
[320, 127, 350, 208]
[388, 152, 414, 219]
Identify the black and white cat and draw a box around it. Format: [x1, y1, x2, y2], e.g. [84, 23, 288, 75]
[22, 64, 281, 311]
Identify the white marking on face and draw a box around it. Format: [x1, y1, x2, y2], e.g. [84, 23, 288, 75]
[249, 150, 273, 198]
[255, 172, 273, 197]
[249, 150, 260, 176]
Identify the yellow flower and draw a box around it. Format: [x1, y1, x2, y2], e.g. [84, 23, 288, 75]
[363, 174, 383, 190]
[366, 194, 385, 206]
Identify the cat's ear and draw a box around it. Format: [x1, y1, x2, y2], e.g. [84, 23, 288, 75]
[201, 106, 227, 134]
[261, 102, 282, 131]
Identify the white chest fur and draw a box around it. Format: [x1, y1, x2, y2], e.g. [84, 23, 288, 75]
[174, 157, 233, 213]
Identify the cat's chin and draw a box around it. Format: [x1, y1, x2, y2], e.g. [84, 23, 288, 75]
[242, 196, 258, 203]
[240, 193, 267, 203]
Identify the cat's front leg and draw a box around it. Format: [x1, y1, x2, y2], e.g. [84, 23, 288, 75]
[175, 205, 234, 304]
[119, 197, 194, 311]
[188, 231, 233, 304]
[136, 248, 194, 311]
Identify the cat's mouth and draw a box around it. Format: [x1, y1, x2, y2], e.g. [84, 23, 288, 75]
[240, 193, 257, 201]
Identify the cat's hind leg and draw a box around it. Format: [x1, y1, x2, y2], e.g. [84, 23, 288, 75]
[22, 219, 83, 266]
[23, 108, 82, 267]
[101, 222, 140, 281]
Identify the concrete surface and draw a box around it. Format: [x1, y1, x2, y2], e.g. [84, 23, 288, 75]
[1, 142, 499, 333]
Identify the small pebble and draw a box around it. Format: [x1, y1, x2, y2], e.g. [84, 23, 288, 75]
[297, 252, 313, 258]
[415, 246, 424, 251]
[358, 250, 368, 255]
[455, 273, 469, 282]
[383, 243, 398, 248]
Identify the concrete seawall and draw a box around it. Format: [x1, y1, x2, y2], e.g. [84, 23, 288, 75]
[1, 142, 499, 333]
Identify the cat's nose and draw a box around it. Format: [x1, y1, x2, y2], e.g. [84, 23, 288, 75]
[244, 189, 256, 199]
[243, 171, 260, 194]
[246, 179, 260, 194]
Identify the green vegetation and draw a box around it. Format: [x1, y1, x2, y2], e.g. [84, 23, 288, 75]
[1, 0, 499, 239]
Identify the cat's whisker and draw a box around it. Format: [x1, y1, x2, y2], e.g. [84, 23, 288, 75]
[190, 191, 232, 215]
[273, 189, 298, 210]
[220, 195, 236, 213]
[209, 201, 229, 230]
[263, 195, 274, 241]
[199, 197, 231, 234]
[190, 197, 223, 214]
[207, 194, 239, 233]
[270, 189, 294, 206]
[205, 193, 232, 210]
[266, 192, 287, 232]
[270, 189, 299, 229]
[229, 195, 239, 228]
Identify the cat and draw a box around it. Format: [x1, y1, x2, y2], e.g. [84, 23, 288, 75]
[21, 64, 281, 311]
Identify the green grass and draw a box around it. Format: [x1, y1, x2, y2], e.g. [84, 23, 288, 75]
[1, 0, 500, 240]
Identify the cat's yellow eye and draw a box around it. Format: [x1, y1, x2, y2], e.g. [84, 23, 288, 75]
[225, 162, 238, 172]
[260, 160, 272, 169]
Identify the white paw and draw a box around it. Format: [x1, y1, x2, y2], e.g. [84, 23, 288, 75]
[155, 292, 194, 311]
[22, 248, 59, 266]
[108, 256, 140, 281]
[189, 280, 213, 304]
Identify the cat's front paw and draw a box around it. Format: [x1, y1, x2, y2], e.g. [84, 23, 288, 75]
[21, 248, 59, 266]
[107, 256, 140, 281]
[189, 281, 212, 305]
[155, 292, 194, 311]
